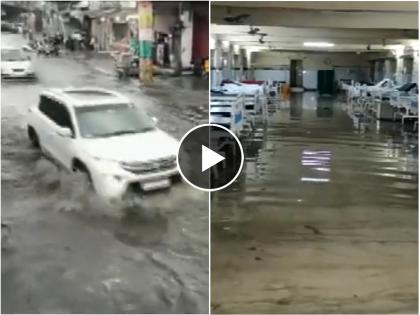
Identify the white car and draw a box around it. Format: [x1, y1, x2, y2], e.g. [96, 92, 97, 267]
[27, 87, 180, 200]
[1, 47, 36, 79]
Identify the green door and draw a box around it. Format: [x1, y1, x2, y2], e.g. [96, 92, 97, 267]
[317, 70, 334, 95]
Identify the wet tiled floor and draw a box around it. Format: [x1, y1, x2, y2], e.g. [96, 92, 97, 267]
[211, 92, 418, 314]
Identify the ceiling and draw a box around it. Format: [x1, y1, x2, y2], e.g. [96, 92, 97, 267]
[213, 1, 418, 12]
[211, 1, 419, 52]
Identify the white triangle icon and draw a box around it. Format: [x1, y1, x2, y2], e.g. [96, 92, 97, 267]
[202, 145, 225, 172]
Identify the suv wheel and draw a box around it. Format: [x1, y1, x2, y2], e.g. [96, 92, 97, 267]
[73, 160, 93, 185]
[27, 126, 40, 148]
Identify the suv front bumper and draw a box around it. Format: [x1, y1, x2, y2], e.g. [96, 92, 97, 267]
[94, 166, 180, 200]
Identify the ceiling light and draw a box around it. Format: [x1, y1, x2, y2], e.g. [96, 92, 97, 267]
[303, 42, 335, 48]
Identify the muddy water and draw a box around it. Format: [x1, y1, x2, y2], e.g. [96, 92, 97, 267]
[2, 34, 209, 313]
[211, 93, 418, 314]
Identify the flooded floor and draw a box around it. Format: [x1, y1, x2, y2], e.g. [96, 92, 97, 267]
[211, 92, 418, 314]
[2, 34, 208, 313]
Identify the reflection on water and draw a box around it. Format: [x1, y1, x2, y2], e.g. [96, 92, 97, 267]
[220, 93, 418, 209]
[165, 76, 208, 91]
[211, 92, 418, 314]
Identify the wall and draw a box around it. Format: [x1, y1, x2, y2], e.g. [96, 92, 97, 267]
[251, 50, 372, 87]
[180, 10, 193, 68]
[303, 70, 317, 89]
[252, 51, 372, 70]
[334, 66, 370, 82]
[192, 10, 209, 62]
[154, 8, 178, 34]
[254, 69, 289, 82]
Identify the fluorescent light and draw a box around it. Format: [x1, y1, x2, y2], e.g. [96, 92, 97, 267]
[301, 177, 330, 182]
[303, 42, 335, 48]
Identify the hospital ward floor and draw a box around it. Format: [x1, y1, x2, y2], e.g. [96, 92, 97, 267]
[211, 92, 418, 314]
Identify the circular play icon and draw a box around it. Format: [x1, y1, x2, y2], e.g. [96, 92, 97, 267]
[176, 124, 244, 192]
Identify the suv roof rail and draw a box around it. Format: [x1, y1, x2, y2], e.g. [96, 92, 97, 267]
[62, 87, 115, 95]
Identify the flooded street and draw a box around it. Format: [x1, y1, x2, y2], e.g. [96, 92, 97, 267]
[211, 93, 418, 313]
[2, 34, 209, 313]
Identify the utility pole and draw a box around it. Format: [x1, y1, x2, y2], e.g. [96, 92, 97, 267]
[137, 1, 153, 84]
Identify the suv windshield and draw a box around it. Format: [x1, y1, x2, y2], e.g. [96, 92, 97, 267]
[75, 103, 156, 138]
[1, 49, 26, 62]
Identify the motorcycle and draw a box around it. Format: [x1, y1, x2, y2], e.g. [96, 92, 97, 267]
[50, 43, 60, 56]
[36, 42, 50, 56]
[114, 52, 139, 79]
[36, 41, 60, 56]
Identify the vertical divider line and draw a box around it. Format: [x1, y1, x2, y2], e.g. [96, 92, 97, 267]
[208, 1, 212, 314]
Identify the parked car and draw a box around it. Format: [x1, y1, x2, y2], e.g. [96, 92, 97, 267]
[27, 88, 180, 200]
[1, 47, 36, 79]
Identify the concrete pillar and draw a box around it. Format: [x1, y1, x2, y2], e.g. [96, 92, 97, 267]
[394, 46, 406, 85]
[180, 7, 193, 69]
[231, 44, 242, 81]
[233, 54, 240, 81]
[374, 60, 384, 83]
[247, 50, 255, 80]
[211, 39, 223, 88]
[402, 57, 414, 83]
[396, 58, 403, 85]
[368, 60, 375, 83]
[219, 41, 230, 80]
[170, 28, 183, 75]
[412, 52, 418, 84]
[137, 1, 154, 84]
[227, 43, 234, 80]
[384, 59, 393, 80]
[239, 48, 247, 80]
[210, 49, 215, 87]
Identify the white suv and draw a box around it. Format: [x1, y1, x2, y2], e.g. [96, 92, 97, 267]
[27, 87, 180, 200]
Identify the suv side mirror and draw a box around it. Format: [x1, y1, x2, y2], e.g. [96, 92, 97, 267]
[57, 127, 72, 138]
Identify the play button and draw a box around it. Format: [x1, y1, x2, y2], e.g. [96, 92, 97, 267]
[177, 124, 244, 191]
[202, 145, 225, 172]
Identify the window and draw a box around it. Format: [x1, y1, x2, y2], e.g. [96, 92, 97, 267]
[38, 95, 74, 134]
[39, 95, 54, 118]
[74, 103, 155, 138]
[1, 49, 26, 61]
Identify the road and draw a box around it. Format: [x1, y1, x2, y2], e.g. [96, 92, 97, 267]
[1, 33, 209, 314]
